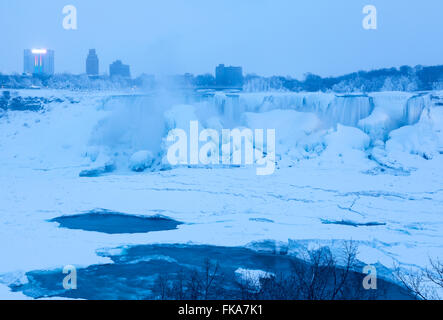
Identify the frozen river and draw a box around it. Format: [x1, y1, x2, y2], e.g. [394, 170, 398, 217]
[0, 89, 442, 299]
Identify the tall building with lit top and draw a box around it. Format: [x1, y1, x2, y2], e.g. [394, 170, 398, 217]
[24, 49, 55, 75]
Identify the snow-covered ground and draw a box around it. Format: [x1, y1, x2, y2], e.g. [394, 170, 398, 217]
[0, 89, 442, 299]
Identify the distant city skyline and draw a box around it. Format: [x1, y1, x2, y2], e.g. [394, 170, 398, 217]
[1, 0, 443, 78]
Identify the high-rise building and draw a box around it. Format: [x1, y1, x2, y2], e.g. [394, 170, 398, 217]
[86, 49, 99, 76]
[215, 64, 243, 87]
[109, 60, 131, 78]
[24, 49, 54, 75]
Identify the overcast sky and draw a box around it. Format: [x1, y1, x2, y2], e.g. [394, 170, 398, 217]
[1, 0, 443, 78]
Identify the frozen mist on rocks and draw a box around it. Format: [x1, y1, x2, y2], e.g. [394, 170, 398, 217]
[0, 88, 442, 298]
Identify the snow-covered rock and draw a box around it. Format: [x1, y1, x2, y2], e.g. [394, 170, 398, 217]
[235, 268, 274, 290]
[129, 150, 154, 172]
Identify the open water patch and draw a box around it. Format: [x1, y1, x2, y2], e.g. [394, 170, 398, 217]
[50, 209, 183, 234]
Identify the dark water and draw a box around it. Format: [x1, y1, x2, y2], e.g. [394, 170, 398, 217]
[79, 163, 116, 177]
[322, 219, 386, 227]
[11, 244, 413, 300]
[50, 210, 183, 234]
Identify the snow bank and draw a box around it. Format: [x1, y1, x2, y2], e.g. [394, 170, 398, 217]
[387, 107, 443, 160]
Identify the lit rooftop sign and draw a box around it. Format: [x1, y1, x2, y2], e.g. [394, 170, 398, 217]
[31, 49, 47, 54]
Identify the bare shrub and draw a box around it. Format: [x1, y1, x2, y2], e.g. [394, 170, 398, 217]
[153, 242, 395, 300]
[154, 258, 223, 300]
[248, 241, 366, 300]
[395, 258, 443, 300]
[235, 241, 386, 300]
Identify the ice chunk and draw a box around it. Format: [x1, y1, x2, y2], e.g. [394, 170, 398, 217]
[79, 162, 115, 177]
[129, 150, 154, 172]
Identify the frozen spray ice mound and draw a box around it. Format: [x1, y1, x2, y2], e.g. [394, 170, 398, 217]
[86, 94, 168, 172]
[78, 90, 443, 174]
[324, 124, 370, 155]
[387, 106, 443, 160]
[244, 109, 325, 161]
[357, 92, 412, 141]
[5, 89, 436, 175]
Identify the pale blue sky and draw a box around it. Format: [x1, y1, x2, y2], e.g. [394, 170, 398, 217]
[1, 0, 442, 77]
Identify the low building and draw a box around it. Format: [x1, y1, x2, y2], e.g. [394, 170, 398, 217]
[215, 64, 243, 87]
[109, 60, 131, 78]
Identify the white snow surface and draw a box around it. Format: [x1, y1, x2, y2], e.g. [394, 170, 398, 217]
[0, 89, 442, 298]
[235, 268, 274, 289]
